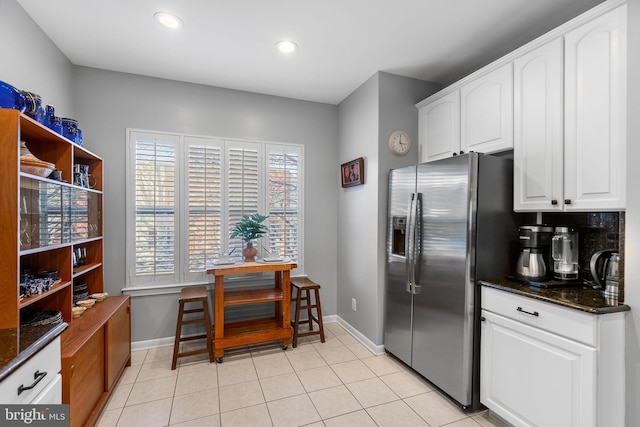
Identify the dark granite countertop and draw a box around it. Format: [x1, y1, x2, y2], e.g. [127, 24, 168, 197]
[480, 279, 631, 314]
[0, 322, 67, 382]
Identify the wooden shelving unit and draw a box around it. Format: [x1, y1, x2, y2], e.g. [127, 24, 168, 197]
[207, 261, 297, 361]
[19, 281, 72, 308]
[0, 109, 130, 427]
[0, 109, 104, 326]
[224, 288, 284, 306]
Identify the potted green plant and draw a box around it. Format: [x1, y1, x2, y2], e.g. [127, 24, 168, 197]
[230, 213, 269, 262]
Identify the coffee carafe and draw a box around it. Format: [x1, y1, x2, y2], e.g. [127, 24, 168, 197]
[515, 225, 554, 281]
[551, 227, 579, 280]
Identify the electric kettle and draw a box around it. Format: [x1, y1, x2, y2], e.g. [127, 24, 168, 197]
[590, 250, 621, 298]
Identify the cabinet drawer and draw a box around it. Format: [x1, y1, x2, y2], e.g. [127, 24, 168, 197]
[481, 286, 596, 346]
[31, 373, 62, 404]
[0, 337, 61, 404]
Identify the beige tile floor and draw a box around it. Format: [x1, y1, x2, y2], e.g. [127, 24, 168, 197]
[96, 323, 505, 427]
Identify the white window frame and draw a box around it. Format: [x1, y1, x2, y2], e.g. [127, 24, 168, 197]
[125, 129, 304, 289]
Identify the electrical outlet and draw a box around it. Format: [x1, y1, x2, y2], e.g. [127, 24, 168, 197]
[351, 298, 356, 311]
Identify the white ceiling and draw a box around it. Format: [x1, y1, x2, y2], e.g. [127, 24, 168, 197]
[18, 0, 604, 105]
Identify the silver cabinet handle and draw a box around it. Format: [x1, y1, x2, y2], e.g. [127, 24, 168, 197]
[517, 307, 539, 317]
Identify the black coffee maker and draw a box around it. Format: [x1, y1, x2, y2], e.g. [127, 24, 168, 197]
[515, 225, 554, 281]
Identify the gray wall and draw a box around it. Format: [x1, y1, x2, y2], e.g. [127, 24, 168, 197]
[0, 0, 76, 117]
[626, 0, 640, 423]
[337, 74, 380, 343]
[5, 3, 640, 422]
[73, 67, 339, 342]
[336, 72, 439, 345]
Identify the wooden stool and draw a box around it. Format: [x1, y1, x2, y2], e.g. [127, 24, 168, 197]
[290, 277, 325, 348]
[171, 286, 214, 370]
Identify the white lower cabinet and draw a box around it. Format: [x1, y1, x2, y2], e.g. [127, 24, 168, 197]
[480, 286, 625, 427]
[31, 374, 62, 404]
[481, 310, 596, 426]
[0, 336, 62, 404]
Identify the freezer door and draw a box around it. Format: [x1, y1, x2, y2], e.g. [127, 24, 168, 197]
[411, 154, 477, 407]
[384, 165, 416, 365]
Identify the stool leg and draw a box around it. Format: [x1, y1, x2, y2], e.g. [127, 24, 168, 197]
[305, 289, 313, 331]
[202, 299, 214, 363]
[314, 288, 325, 343]
[172, 301, 186, 370]
[292, 288, 303, 348]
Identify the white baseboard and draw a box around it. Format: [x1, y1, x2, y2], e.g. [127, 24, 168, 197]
[132, 336, 174, 351]
[131, 315, 385, 356]
[335, 316, 386, 356]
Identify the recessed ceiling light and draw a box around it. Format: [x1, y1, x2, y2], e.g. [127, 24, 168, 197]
[154, 12, 184, 30]
[276, 40, 298, 54]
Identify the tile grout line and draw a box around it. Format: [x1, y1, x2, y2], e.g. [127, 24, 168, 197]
[99, 324, 493, 427]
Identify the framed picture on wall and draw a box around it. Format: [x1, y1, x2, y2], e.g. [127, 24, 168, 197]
[341, 157, 364, 188]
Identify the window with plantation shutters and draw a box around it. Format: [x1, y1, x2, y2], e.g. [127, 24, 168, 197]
[126, 130, 303, 287]
[129, 132, 179, 285]
[185, 137, 223, 277]
[226, 141, 263, 250]
[266, 144, 301, 262]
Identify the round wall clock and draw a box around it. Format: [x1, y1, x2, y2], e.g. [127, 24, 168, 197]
[388, 130, 410, 156]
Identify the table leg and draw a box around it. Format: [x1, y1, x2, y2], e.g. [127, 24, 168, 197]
[282, 270, 291, 346]
[274, 271, 282, 321]
[214, 275, 225, 359]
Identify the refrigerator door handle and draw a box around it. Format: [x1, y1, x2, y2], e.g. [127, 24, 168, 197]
[412, 193, 422, 294]
[405, 194, 416, 293]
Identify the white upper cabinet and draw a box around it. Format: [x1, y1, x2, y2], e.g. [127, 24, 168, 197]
[460, 63, 514, 155]
[418, 0, 626, 210]
[564, 4, 626, 211]
[417, 63, 513, 164]
[418, 90, 460, 163]
[513, 38, 564, 211]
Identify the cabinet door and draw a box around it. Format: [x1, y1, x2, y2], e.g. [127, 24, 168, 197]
[105, 298, 131, 391]
[481, 310, 596, 427]
[460, 63, 513, 155]
[63, 328, 105, 427]
[513, 38, 564, 211]
[418, 91, 460, 163]
[564, 5, 626, 211]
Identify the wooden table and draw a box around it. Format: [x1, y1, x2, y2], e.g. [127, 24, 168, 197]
[206, 261, 297, 362]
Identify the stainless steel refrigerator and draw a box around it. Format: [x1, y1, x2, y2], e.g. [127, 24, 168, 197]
[384, 152, 518, 411]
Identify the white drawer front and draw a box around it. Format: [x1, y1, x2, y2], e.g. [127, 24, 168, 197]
[481, 286, 596, 346]
[31, 373, 62, 404]
[0, 337, 61, 404]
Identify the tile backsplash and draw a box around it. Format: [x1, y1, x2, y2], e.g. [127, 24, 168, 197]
[542, 212, 625, 301]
